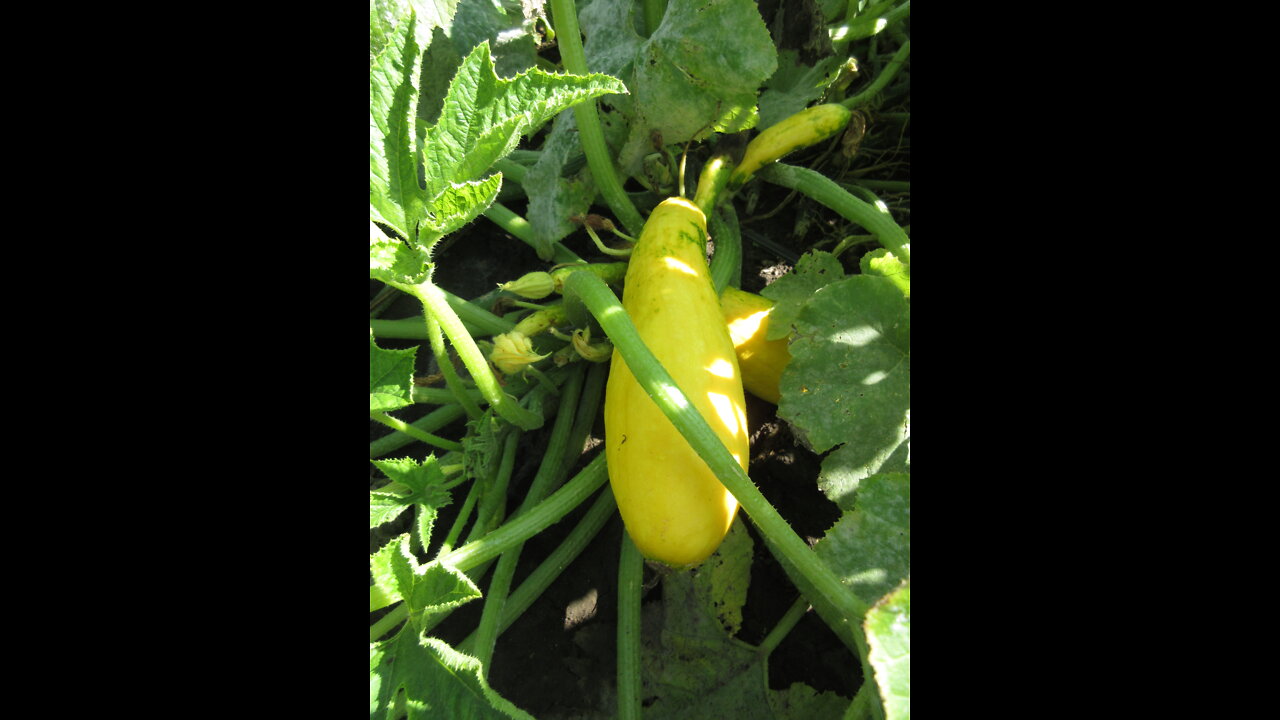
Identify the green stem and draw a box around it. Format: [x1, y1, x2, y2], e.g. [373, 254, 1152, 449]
[562, 270, 871, 644]
[616, 529, 644, 720]
[442, 289, 516, 336]
[474, 430, 523, 541]
[369, 411, 464, 452]
[757, 163, 910, 265]
[457, 485, 618, 655]
[369, 451, 608, 614]
[471, 366, 586, 671]
[756, 595, 809, 658]
[369, 403, 466, 458]
[411, 385, 483, 405]
[844, 179, 909, 192]
[423, 310, 485, 422]
[369, 604, 407, 642]
[842, 39, 910, 111]
[492, 158, 528, 186]
[405, 281, 544, 430]
[549, 0, 645, 236]
[707, 204, 743, 293]
[439, 476, 483, 556]
[443, 452, 608, 572]
[484, 202, 584, 264]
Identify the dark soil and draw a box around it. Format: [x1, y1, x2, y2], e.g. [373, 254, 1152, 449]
[371, 178, 862, 717]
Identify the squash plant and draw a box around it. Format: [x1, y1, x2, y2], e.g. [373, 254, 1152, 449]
[370, 1, 910, 719]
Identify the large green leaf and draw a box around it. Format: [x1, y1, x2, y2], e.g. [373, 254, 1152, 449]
[614, 0, 778, 172]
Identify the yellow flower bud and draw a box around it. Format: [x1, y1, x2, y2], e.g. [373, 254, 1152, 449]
[500, 272, 555, 300]
[490, 332, 549, 374]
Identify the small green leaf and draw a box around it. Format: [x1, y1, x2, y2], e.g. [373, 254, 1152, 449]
[419, 173, 504, 246]
[760, 251, 846, 341]
[370, 336, 418, 413]
[691, 516, 753, 637]
[369, 457, 452, 539]
[864, 579, 910, 720]
[368, 534, 481, 628]
[859, 248, 910, 298]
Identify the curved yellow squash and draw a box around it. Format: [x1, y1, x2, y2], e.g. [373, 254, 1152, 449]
[720, 286, 791, 405]
[604, 197, 750, 567]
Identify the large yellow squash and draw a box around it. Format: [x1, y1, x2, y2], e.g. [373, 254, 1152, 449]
[604, 197, 750, 567]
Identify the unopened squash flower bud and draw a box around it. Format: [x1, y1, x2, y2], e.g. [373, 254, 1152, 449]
[500, 272, 555, 300]
[572, 328, 613, 363]
[490, 331, 549, 374]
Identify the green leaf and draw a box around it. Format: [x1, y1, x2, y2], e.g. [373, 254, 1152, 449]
[615, 0, 778, 172]
[369, 457, 452, 539]
[691, 516, 753, 637]
[818, 426, 909, 511]
[419, 173, 504, 247]
[370, 630, 535, 720]
[523, 111, 598, 256]
[769, 682, 851, 720]
[368, 534, 481, 626]
[370, 0, 459, 65]
[370, 335, 418, 413]
[421, 41, 626, 203]
[369, 228, 432, 286]
[778, 273, 909, 455]
[641, 567, 772, 720]
[813, 473, 909, 609]
[758, 50, 844, 128]
[859, 248, 910, 298]
[760, 250, 846, 341]
[371, 12, 427, 243]
[864, 579, 910, 720]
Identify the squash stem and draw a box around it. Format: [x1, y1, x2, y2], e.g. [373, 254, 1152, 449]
[616, 529, 644, 720]
[757, 163, 910, 265]
[369, 411, 463, 452]
[756, 595, 809, 658]
[472, 366, 586, 673]
[369, 403, 467, 458]
[548, 0, 645, 236]
[455, 485, 618, 653]
[399, 280, 545, 430]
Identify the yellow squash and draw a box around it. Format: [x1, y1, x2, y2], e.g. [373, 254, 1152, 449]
[730, 103, 853, 186]
[719, 287, 791, 405]
[604, 197, 750, 567]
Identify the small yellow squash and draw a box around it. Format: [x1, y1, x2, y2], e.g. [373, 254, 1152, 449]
[719, 287, 791, 405]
